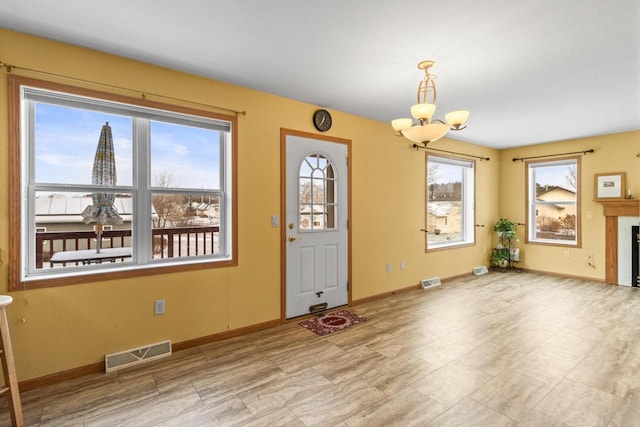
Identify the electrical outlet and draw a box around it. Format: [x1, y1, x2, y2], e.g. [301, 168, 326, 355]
[400, 261, 406, 270]
[154, 299, 165, 315]
[586, 253, 595, 268]
[386, 263, 392, 273]
[563, 251, 570, 259]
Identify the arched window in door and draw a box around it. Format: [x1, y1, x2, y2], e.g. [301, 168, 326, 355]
[299, 153, 336, 231]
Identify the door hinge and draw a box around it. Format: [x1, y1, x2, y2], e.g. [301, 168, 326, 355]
[346, 281, 349, 291]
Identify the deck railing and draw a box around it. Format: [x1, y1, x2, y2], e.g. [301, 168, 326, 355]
[35, 226, 220, 268]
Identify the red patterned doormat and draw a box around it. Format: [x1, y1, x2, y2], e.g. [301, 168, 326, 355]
[299, 310, 368, 336]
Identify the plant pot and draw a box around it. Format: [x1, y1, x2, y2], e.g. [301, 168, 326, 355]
[498, 259, 508, 268]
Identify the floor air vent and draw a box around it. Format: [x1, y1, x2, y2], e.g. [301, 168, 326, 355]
[473, 266, 489, 275]
[421, 277, 442, 289]
[105, 340, 172, 373]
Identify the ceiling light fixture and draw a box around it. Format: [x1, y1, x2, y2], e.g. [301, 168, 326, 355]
[391, 60, 468, 145]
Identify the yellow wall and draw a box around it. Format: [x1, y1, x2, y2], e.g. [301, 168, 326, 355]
[498, 131, 640, 278]
[0, 29, 498, 382]
[4, 28, 636, 384]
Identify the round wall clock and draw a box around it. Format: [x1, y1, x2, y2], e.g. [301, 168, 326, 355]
[313, 109, 332, 132]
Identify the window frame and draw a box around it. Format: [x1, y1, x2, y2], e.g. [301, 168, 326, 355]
[425, 154, 476, 251]
[525, 156, 581, 247]
[8, 75, 238, 290]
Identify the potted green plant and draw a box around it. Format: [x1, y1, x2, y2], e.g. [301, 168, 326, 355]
[494, 218, 517, 248]
[490, 248, 510, 268]
[491, 218, 518, 268]
[494, 218, 516, 239]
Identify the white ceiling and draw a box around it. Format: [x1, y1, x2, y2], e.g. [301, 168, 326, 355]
[1, 0, 638, 148]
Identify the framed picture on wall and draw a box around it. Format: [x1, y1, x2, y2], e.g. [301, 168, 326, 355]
[594, 172, 626, 200]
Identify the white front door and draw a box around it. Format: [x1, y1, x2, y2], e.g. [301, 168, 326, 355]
[284, 134, 349, 319]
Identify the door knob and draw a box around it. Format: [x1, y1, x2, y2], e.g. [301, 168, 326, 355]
[288, 235, 298, 242]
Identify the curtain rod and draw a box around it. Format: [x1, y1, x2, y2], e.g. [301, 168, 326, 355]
[0, 60, 247, 117]
[412, 144, 490, 161]
[512, 149, 594, 162]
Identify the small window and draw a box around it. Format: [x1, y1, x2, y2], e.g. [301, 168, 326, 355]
[298, 153, 336, 231]
[526, 157, 580, 246]
[426, 155, 475, 250]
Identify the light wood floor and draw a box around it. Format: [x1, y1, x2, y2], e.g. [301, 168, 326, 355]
[2, 272, 640, 426]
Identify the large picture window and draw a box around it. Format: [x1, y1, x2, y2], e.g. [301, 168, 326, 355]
[526, 157, 580, 246]
[9, 76, 237, 289]
[426, 155, 475, 250]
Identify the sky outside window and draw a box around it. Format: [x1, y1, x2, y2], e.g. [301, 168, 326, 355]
[34, 103, 220, 189]
[534, 163, 575, 190]
[150, 120, 220, 189]
[34, 103, 132, 185]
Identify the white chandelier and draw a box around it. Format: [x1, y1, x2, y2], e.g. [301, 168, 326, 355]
[391, 60, 468, 145]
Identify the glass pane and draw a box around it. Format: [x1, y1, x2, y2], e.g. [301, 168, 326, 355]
[34, 190, 133, 270]
[299, 208, 312, 230]
[326, 165, 336, 204]
[533, 162, 577, 242]
[427, 162, 463, 244]
[150, 121, 220, 190]
[299, 178, 312, 204]
[325, 204, 336, 229]
[311, 178, 325, 204]
[34, 103, 133, 185]
[300, 160, 313, 178]
[317, 156, 327, 169]
[151, 192, 221, 259]
[327, 164, 335, 179]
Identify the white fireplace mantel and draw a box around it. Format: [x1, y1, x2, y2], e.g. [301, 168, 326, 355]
[618, 217, 639, 286]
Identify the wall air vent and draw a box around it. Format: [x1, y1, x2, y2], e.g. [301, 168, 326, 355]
[105, 340, 171, 373]
[420, 277, 442, 289]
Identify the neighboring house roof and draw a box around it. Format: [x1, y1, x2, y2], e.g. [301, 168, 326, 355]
[537, 187, 576, 199]
[191, 202, 219, 211]
[35, 195, 151, 224]
[535, 198, 566, 210]
[536, 187, 576, 211]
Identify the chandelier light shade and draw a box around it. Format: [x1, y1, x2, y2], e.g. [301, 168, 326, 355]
[392, 60, 468, 145]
